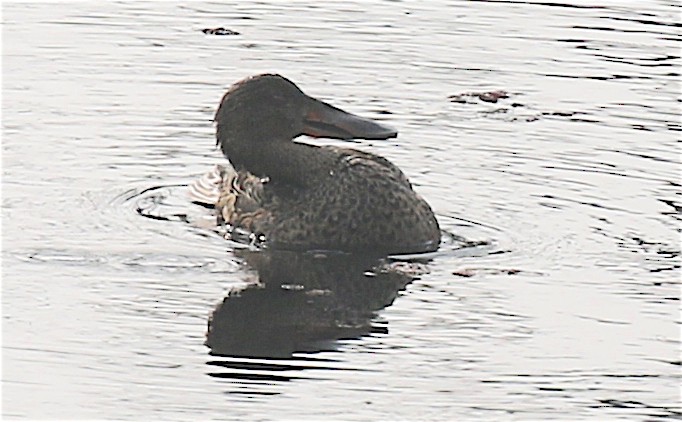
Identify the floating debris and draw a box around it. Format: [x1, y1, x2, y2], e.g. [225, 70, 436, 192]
[202, 27, 240, 36]
[452, 267, 541, 277]
[478, 90, 509, 103]
[448, 90, 510, 104]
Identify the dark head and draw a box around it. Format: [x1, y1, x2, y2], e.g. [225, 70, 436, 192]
[214, 74, 397, 162]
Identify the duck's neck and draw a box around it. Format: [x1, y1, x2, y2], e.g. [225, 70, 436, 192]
[227, 140, 332, 187]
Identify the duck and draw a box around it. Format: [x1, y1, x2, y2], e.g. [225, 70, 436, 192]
[190, 74, 440, 254]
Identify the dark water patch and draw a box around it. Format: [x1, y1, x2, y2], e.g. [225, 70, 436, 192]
[592, 399, 682, 419]
[207, 357, 354, 373]
[206, 355, 365, 387]
[616, 234, 682, 275]
[605, 16, 682, 29]
[452, 267, 544, 278]
[467, 0, 606, 9]
[205, 250, 417, 359]
[222, 390, 281, 397]
[571, 24, 678, 35]
[544, 72, 656, 81]
[595, 54, 681, 68]
[614, 150, 681, 166]
[207, 367, 308, 383]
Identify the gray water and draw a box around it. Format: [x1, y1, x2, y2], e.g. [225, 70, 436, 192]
[3, 1, 680, 420]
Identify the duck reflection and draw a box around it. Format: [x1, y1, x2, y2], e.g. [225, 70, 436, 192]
[206, 249, 422, 359]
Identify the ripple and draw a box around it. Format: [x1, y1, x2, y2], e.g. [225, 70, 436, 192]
[126, 181, 506, 261]
[4, 1, 680, 420]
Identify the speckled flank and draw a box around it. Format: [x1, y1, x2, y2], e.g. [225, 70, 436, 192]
[209, 74, 440, 254]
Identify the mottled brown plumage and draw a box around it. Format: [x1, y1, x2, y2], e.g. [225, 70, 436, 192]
[192, 74, 440, 254]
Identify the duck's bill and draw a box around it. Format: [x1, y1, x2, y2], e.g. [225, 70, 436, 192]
[302, 98, 398, 140]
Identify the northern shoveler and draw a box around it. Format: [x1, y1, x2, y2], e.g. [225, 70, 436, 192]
[190, 74, 440, 254]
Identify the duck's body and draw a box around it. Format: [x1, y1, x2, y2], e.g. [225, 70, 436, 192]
[191, 74, 440, 254]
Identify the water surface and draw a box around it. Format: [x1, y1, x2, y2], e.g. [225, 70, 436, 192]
[3, 1, 680, 420]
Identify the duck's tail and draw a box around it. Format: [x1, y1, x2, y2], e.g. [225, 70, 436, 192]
[188, 164, 269, 233]
[188, 164, 228, 206]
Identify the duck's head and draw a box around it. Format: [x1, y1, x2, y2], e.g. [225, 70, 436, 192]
[214, 74, 397, 158]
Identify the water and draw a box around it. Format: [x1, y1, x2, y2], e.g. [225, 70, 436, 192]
[3, 1, 680, 420]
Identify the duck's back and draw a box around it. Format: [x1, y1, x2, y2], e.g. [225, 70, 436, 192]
[262, 146, 440, 253]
